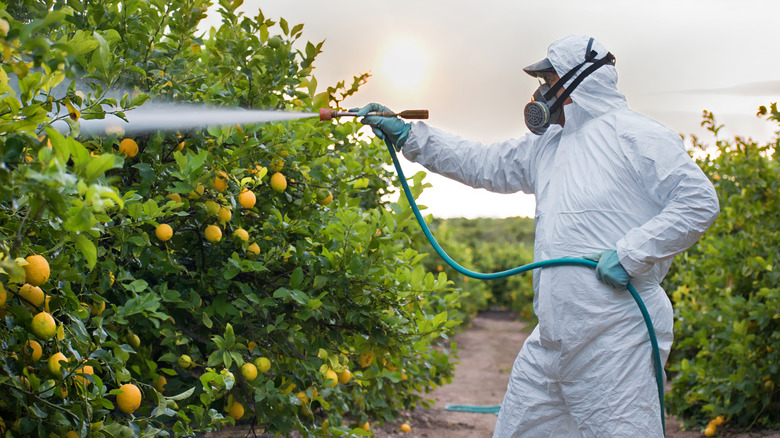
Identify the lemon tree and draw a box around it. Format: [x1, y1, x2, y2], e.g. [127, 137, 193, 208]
[664, 108, 780, 430]
[0, 2, 461, 437]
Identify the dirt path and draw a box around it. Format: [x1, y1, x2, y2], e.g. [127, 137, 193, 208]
[374, 311, 780, 438]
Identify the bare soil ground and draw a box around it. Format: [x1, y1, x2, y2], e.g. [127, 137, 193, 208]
[210, 311, 779, 437]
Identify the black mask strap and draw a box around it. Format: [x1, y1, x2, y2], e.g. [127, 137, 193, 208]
[547, 52, 615, 114]
[542, 37, 609, 101]
[543, 60, 585, 101]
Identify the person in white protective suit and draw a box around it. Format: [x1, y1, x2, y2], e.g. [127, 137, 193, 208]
[355, 34, 720, 437]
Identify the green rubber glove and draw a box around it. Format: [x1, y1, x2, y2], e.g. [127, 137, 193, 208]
[352, 103, 411, 151]
[583, 250, 631, 290]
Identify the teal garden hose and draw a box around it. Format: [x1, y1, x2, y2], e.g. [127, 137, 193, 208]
[383, 142, 667, 436]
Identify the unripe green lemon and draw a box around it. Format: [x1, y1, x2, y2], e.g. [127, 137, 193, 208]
[178, 354, 192, 368]
[31, 311, 56, 340]
[205, 200, 220, 215]
[254, 356, 271, 373]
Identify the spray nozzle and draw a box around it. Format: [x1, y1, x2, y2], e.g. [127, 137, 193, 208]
[319, 108, 429, 122]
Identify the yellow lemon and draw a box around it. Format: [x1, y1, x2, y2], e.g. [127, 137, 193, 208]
[317, 193, 333, 206]
[254, 357, 271, 373]
[324, 369, 338, 388]
[175, 141, 186, 152]
[227, 401, 244, 420]
[248, 164, 264, 176]
[400, 423, 411, 433]
[704, 424, 717, 436]
[154, 375, 167, 392]
[31, 311, 56, 340]
[118, 138, 138, 158]
[269, 172, 287, 193]
[24, 340, 42, 362]
[238, 188, 256, 208]
[204, 225, 222, 242]
[248, 341, 257, 351]
[360, 422, 370, 431]
[234, 228, 249, 241]
[280, 380, 295, 394]
[49, 352, 67, 375]
[0, 282, 6, 306]
[189, 183, 205, 199]
[711, 416, 725, 426]
[211, 171, 228, 192]
[24, 255, 50, 286]
[116, 383, 142, 414]
[19, 283, 44, 307]
[75, 365, 94, 386]
[90, 300, 106, 316]
[337, 369, 352, 384]
[155, 224, 173, 241]
[358, 351, 374, 368]
[247, 243, 260, 256]
[241, 363, 258, 381]
[217, 207, 232, 222]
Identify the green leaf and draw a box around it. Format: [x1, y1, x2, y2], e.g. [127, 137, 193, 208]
[73, 233, 97, 269]
[224, 323, 235, 348]
[143, 199, 159, 218]
[312, 92, 329, 109]
[124, 279, 149, 293]
[91, 31, 110, 76]
[223, 351, 232, 369]
[85, 154, 116, 181]
[207, 353, 222, 367]
[290, 267, 303, 289]
[166, 387, 195, 401]
[352, 178, 369, 189]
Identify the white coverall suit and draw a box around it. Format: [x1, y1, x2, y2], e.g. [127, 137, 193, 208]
[400, 35, 720, 437]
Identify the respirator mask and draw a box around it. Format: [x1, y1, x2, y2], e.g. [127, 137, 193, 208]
[524, 38, 616, 135]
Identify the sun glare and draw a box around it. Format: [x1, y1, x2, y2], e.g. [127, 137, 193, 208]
[380, 38, 427, 91]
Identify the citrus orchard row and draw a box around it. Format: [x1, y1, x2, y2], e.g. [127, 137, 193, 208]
[663, 108, 780, 432]
[1, 2, 463, 437]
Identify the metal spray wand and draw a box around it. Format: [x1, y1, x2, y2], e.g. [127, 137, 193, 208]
[319, 108, 429, 121]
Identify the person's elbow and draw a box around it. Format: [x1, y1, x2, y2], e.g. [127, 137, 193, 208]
[701, 183, 721, 229]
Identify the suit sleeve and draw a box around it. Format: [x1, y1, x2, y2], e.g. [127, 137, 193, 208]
[616, 129, 720, 276]
[401, 122, 542, 195]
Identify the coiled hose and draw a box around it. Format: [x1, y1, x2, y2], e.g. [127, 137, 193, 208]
[384, 143, 666, 436]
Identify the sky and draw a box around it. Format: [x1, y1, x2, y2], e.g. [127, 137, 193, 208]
[204, 0, 780, 219]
